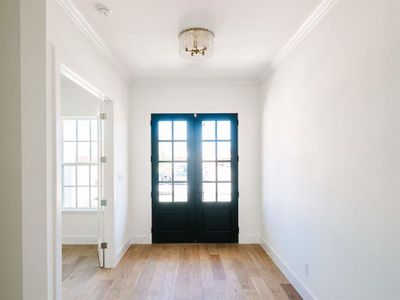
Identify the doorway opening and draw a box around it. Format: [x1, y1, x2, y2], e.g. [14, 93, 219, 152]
[58, 66, 114, 297]
[151, 113, 239, 243]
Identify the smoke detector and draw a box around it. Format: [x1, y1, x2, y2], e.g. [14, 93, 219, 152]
[95, 4, 112, 17]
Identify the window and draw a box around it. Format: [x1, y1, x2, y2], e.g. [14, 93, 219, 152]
[62, 118, 99, 209]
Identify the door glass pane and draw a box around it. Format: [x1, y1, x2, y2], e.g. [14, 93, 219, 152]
[91, 187, 98, 207]
[63, 142, 76, 163]
[159, 121, 172, 140]
[159, 142, 172, 161]
[77, 120, 90, 141]
[217, 121, 231, 140]
[91, 142, 98, 163]
[77, 187, 90, 207]
[174, 142, 187, 161]
[202, 121, 215, 140]
[218, 183, 231, 202]
[159, 163, 172, 181]
[173, 121, 187, 140]
[174, 183, 188, 202]
[202, 162, 216, 181]
[63, 187, 76, 208]
[217, 162, 231, 181]
[63, 120, 76, 141]
[159, 183, 172, 202]
[174, 163, 187, 181]
[91, 165, 98, 186]
[202, 142, 216, 161]
[77, 142, 90, 163]
[91, 120, 98, 141]
[77, 165, 90, 186]
[63, 166, 76, 186]
[217, 141, 231, 161]
[203, 183, 216, 202]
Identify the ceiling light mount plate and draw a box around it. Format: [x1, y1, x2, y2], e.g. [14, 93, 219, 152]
[179, 28, 214, 60]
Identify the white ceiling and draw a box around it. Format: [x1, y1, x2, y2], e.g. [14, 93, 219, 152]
[72, 0, 321, 82]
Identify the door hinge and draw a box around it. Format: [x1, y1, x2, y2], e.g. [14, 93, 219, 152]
[100, 112, 107, 120]
[237, 227, 240, 234]
[151, 227, 153, 234]
[237, 155, 239, 162]
[101, 156, 107, 163]
[100, 199, 107, 206]
[237, 191, 239, 198]
[100, 242, 108, 249]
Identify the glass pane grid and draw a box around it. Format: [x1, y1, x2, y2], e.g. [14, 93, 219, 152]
[157, 120, 188, 203]
[62, 118, 99, 209]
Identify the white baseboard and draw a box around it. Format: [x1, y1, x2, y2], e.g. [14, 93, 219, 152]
[259, 237, 317, 300]
[62, 235, 97, 245]
[239, 234, 260, 244]
[114, 236, 133, 267]
[131, 235, 151, 244]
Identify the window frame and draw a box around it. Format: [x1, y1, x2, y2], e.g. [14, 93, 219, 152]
[61, 116, 99, 212]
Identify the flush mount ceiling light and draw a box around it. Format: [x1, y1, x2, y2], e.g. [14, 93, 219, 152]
[179, 28, 214, 60]
[95, 3, 112, 17]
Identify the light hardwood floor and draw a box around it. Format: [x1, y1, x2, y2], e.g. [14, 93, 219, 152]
[62, 244, 302, 300]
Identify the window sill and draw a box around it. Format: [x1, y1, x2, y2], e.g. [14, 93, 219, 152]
[62, 209, 98, 214]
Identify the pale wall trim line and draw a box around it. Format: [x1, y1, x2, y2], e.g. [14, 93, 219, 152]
[56, 0, 130, 82]
[259, 0, 339, 82]
[62, 235, 97, 245]
[114, 236, 133, 267]
[259, 237, 317, 300]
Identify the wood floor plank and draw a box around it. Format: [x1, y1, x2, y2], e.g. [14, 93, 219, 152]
[62, 244, 302, 300]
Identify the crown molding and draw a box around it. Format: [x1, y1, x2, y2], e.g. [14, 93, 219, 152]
[56, 0, 131, 83]
[258, 0, 339, 83]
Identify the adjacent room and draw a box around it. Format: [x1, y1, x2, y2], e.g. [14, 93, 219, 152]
[1, 0, 399, 299]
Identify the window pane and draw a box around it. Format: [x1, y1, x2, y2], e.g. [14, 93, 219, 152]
[217, 162, 231, 181]
[91, 120, 98, 141]
[202, 121, 215, 140]
[91, 142, 98, 163]
[77, 142, 90, 163]
[91, 187, 98, 207]
[217, 121, 231, 140]
[159, 162, 172, 181]
[63, 166, 76, 186]
[63, 120, 76, 141]
[174, 142, 187, 161]
[77, 187, 90, 208]
[159, 183, 172, 202]
[174, 162, 187, 181]
[202, 183, 216, 202]
[202, 142, 216, 161]
[218, 183, 231, 202]
[91, 165, 98, 186]
[77, 165, 90, 186]
[63, 142, 76, 163]
[174, 183, 187, 202]
[173, 121, 187, 140]
[77, 120, 90, 141]
[217, 141, 231, 161]
[202, 162, 216, 181]
[158, 121, 172, 140]
[158, 142, 172, 161]
[64, 187, 76, 208]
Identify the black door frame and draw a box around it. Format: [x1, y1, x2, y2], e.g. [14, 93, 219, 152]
[151, 113, 238, 243]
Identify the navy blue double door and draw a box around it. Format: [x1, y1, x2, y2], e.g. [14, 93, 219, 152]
[151, 113, 238, 243]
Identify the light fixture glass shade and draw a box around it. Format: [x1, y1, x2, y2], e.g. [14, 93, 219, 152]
[179, 28, 214, 60]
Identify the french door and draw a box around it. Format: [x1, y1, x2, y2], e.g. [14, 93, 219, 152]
[151, 113, 238, 243]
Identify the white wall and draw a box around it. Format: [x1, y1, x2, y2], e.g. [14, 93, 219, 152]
[47, 0, 131, 274]
[61, 77, 99, 245]
[129, 81, 261, 244]
[260, 1, 400, 299]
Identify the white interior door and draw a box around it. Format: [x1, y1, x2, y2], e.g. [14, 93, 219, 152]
[97, 99, 113, 268]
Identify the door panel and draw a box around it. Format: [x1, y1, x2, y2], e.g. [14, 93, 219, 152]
[151, 113, 238, 243]
[152, 114, 195, 243]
